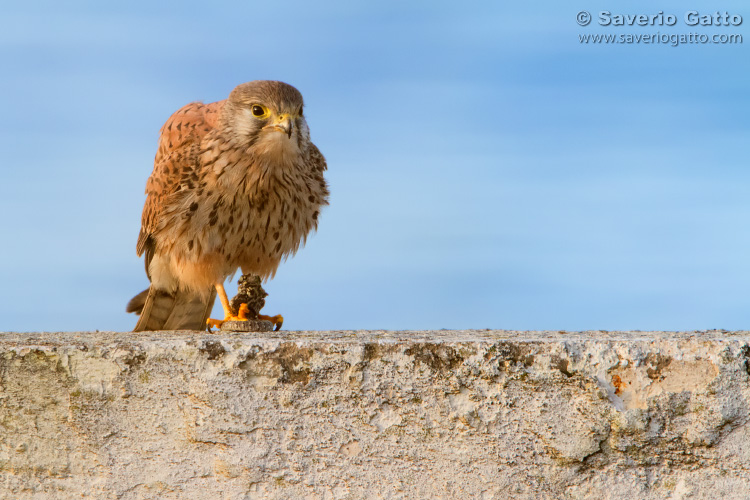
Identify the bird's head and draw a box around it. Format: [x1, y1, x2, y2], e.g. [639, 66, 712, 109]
[223, 80, 310, 160]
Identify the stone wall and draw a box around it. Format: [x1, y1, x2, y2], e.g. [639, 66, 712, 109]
[1, 330, 749, 499]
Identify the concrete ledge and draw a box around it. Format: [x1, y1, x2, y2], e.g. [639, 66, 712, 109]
[1, 330, 750, 499]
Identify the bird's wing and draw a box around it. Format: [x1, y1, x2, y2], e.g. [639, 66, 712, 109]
[307, 142, 328, 172]
[136, 100, 225, 265]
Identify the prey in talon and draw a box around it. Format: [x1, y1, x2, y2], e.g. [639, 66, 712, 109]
[207, 274, 284, 332]
[126, 80, 329, 331]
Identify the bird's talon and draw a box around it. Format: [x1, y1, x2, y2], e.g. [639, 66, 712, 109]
[236, 303, 250, 320]
[206, 318, 224, 331]
[259, 314, 284, 331]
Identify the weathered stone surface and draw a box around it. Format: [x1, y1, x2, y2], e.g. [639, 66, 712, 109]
[0, 330, 749, 499]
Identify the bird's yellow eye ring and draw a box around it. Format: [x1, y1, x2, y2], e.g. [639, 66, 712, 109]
[251, 104, 269, 118]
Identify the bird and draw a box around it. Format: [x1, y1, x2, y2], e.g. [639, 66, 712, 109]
[126, 80, 329, 332]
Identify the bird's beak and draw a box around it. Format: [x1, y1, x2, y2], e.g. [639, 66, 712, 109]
[265, 115, 294, 138]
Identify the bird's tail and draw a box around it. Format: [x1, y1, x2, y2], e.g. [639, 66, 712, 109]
[127, 286, 217, 332]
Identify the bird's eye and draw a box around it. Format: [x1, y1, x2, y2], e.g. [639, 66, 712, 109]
[251, 105, 268, 117]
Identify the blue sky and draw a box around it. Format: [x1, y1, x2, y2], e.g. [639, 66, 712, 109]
[1, 1, 748, 332]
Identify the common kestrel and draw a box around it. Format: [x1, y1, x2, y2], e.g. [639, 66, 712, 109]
[126, 80, 329, 331]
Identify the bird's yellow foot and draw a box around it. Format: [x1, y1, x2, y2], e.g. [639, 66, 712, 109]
[258, 314, 284, 331]
[206, 318, 223, 330]
[207, 303, 250, 331]
[208, 283, 283, 332]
